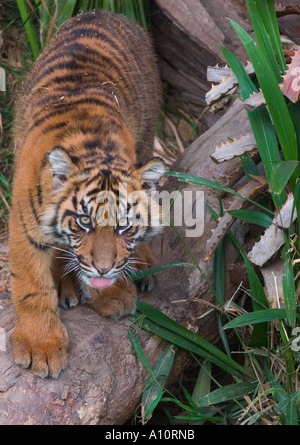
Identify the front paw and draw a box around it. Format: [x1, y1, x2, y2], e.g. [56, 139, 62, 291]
[137, 275, 155, 292]
[12, 318, 68, 378]
[90, 281, 137, 319]
[58, 275, 80, 309]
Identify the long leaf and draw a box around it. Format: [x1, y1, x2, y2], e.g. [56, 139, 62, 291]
[269, 161, 299, 195]
[142, 344, 176, 422]
[130, 262, 194, 282]
[213, 237, 231, 356]
[128, 328, 156, 379]
[286, 398, 299, 425]
[230, 20, 298, 188]
[281, 244, 297, 328]
[221, 46, 285, 207]
[224, 308, 289, 329]
[165, 171, 272, 214]
[16, 0, 40, 59]
[246, 0, 281, 81]
[228, 209, 273, 228]
[225, 227, 269, 346]
[136, 301, 253, 378]
[197, 381, 258, 408]
[144, 391, 164, 422]
[256, 0, 286, 74]
[56, 0, 78, 27]
[192, 360, 212, 404]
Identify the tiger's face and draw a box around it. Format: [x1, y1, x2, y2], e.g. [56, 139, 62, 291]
[40, 147, 165, 289]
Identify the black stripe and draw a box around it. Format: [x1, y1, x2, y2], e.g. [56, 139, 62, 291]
[19, 208, 48, 251]
[80, 199, 89, 214]
[101, 169, 111, 177]
[42, 121, 67, 135]
[23, 292, 38, 302]
[29, 190, 40, 225]
[82, 139, 102, 150]
[10, 271, 19, 278]
[61, 209, 77, 224]
[86, 187, 100, 197]
[46, 29, 121, 65]
[36, 86, 116, 110]
[27, 97, 120, 135]
[68, 220, 78, 234]
[49, 194, 69, 229]
[37, 180, 43, 206]
[72, 195, 78, 210]
[86, 171, 104, 187]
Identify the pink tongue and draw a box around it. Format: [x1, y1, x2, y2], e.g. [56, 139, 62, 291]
[90, 277, 112, 288]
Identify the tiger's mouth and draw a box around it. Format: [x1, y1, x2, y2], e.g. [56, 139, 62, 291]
[78, 267, 119, 289]
[89, 276, 113, 288]
[79, 271, 118, 289]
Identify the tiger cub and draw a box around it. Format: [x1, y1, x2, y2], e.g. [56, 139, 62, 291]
[9, 10, 165, 378]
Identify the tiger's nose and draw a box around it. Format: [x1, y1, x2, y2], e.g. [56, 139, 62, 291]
[95, 265, 112, 275]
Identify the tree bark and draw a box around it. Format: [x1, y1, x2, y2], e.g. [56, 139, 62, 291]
[0, 99, 252, 425]
[150, 0, 250, 125]
[150, 0, 300, 124]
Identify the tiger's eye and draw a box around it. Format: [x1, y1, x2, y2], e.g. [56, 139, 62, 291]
[119, 217, 128, 226]
[80, 216, 91, 225]
[76, 215, 92, 231]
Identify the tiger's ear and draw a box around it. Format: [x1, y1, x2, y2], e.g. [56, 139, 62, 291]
[47, 147, 78, 192]
[134, 157, 166, 191]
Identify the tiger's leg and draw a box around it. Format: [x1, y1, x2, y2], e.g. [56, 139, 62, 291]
[51, 255, 80, 309]
[9, 210, 68, 378]
[131, 242, 156, 293]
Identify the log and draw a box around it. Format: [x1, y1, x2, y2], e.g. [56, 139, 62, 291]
[0, 99, 252, 425]
[150, 0, 250, 124]
[150, 0, 300, 124]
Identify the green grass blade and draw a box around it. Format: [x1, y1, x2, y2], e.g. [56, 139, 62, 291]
[226, 232, 269, 346]
[240, 153, 260, 179]
[165, 171, 273, 215]
[213, 237, 231, 356]
[128, 327, 156, 379]
[77, 0, 90, 10]
[224, 308, 289, 329]
[228, 209, 273, 228]
[56, 0, 78, 28]
[16, 0, 40, 59]
[142, 344, 176, 422]
[286, 398, 299, 425]
[230, 20, 298, 180]
[246, 0, 281, 82]
[256, 0, 286, 74]
[228, 234, 269, 309]
[135, 0, 149, 30]
[135, 301, 253, 378]
[197, 381, 257, 408]
[174, 412, 222, 423]
[221, 46, 285, 207]
[281, 244, 297, 328]
[180, 384, 199, 412]
[192, 360, 212, 404]
[144, 391, 164, 422]
[0, 172, 11, 193]
[293, 178, 300, 237]
[269, 161, 299, 195]
[130, 262, 194, 282]
[288, 102, 300, 157]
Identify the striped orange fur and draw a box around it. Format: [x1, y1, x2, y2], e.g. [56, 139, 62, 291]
[9, 10, 165, 378]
